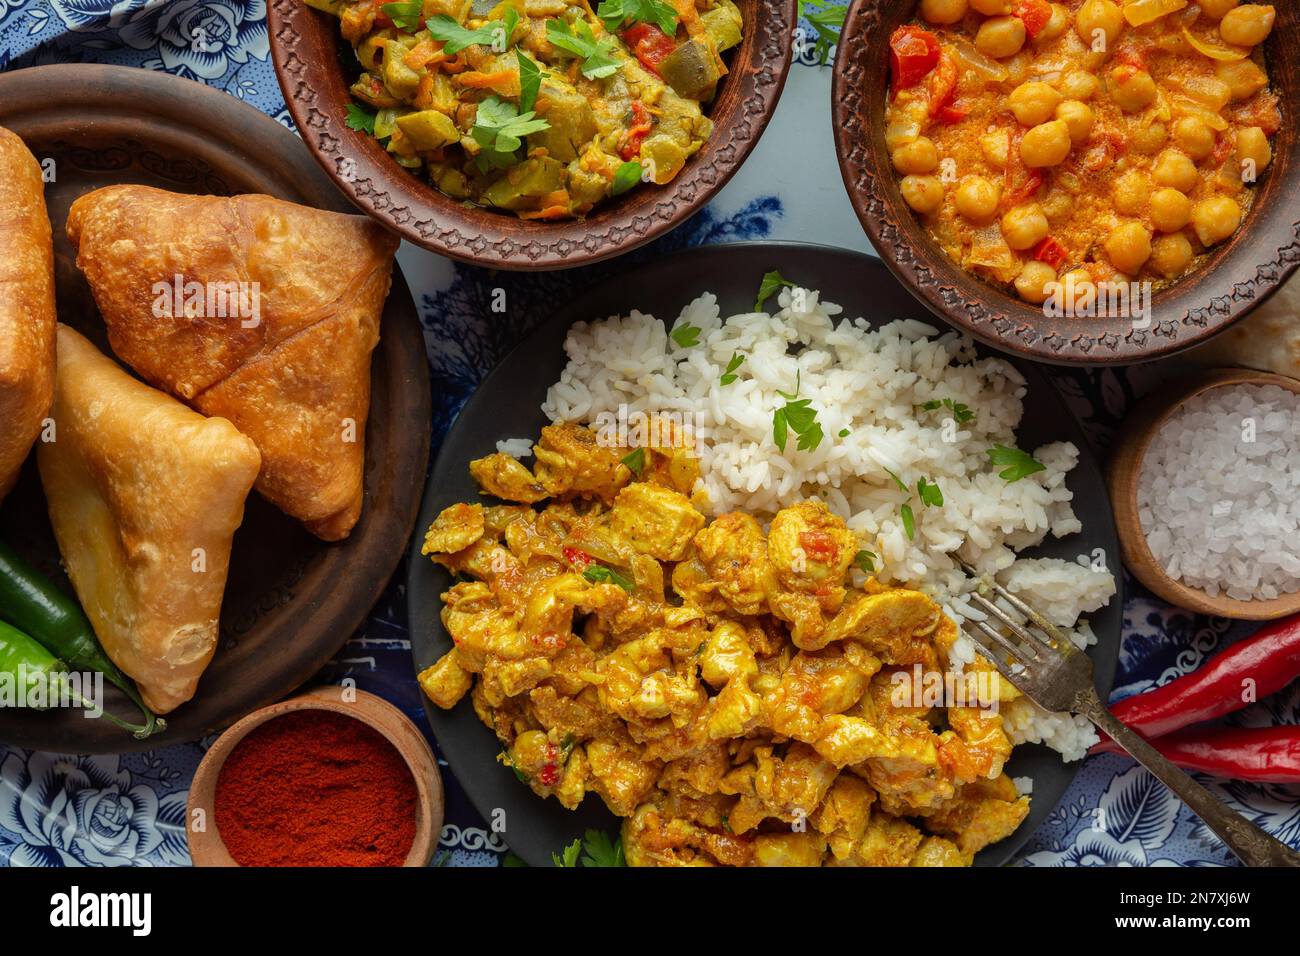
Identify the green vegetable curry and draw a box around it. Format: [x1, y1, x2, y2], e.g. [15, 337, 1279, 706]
[313, 0, 745, 219]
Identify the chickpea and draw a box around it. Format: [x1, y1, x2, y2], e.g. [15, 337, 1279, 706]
[1149, 233, 1194, 279]
[1109, 66, 1158, 112]
[1215, 60, 1268, 101]
[892, 137, 939, 174]
[976, 16, 1027, 58]
[1150, 188, 1193, 232]
[1132, 121, 1169, 155]
[1076, 0, 1123, 50]
[1060, 267, 1097, 302]
[1015, 261, 1059, 305]
[1009, 81, 1063, 126]
[1021, 120, 1073, 167]
[980, 130, 1011, 168]
[970, 0, 1012, 14]
[1152, 150, 1199, 192]
[1055, 100, 1096, 144]
[1236, 126, 1272, 177]
[1035, 4, 1071, 43]
[1114, 170, 1150, 215]
[1191, 195, 1242, 246]
[1059, 70, 1100, 101]
[954, 176, 1002, 222]
[1198, 0, 1239, 18]
[1001, 203, 1050, 250]
[1219, 5, 1275, 47]
[1105, 222, 1153, 274]
[901, 174, 946, 215]
[1172, 116, 1216, 161]
[920, 0, 969, 24]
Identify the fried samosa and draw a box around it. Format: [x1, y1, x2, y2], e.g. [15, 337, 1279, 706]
[0, 126, 56, 502]
[65, 185, 399, 540]
[37, 325, 261, 714]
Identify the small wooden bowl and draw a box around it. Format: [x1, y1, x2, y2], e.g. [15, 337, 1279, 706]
[1108, 368, 1300, 621]
[267, 0, 796, 270]
[832, 0, 1300, 365]
[187, 686, 444, 867]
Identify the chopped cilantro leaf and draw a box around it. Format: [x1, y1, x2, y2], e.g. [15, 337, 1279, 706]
[987, 445, 1046, 483]
[546, 18, 622, 79]
[918, 477, 944, 507]
[755, 269, 795, 311]
[720, 351, 745, 385]
[671, 322, 701, 348]
[427, 13, 500, 54]
[583, 564, 635, 591]
[611, 159, 642, 195]
[620, 447, 646, 476]
[345, 103, 376, 135]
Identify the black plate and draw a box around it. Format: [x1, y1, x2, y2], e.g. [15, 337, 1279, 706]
[407, 242, 1122, 867]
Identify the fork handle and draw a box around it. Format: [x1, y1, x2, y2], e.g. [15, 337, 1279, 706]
[1078, 688, 1300, 867]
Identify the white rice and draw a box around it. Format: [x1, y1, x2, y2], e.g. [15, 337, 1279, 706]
[1138, 383, 1300, 602]
[535, 287, 1116, 760]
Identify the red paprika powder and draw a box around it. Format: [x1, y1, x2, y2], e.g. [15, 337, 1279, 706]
[213, 709, 418, 867]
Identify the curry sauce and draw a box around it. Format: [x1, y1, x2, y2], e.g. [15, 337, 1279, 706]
[419, 422, 1031, 867]
[884, 0, 1279, 304]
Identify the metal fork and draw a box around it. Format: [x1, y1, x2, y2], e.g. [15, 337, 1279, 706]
[955, 558, 1300, 868]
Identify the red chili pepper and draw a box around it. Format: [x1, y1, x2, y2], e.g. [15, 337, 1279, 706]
[889, 26, 941, 90]
[1093, 726, 1300, 782]
[1014, 0, 1052, 38]
[1032, 236, 1069, 270]
[623, 22, 677, 76]
[1091, 614, 1300, 752]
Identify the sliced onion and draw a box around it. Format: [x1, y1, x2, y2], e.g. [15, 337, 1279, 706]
[1171, 74, 1232, 112]
[969, 225, 1016, 272]
[1123, 0, 1188, 27]
[1170, 95, 1230, 131]
[1182, 25, 1250, 61]
[948, 37, 1010, 84]
[885, 119, 922, 151]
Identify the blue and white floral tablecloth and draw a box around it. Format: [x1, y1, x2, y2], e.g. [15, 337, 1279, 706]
[1, 0, 1297, 868]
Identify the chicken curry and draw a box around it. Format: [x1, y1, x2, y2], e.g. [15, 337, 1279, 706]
[418, 422, 1032, 866]
[316, 0, 743, 219]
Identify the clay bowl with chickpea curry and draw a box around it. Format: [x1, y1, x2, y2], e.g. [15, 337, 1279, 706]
[268, 0, 795, 269]
[833, 0, 1298, 364]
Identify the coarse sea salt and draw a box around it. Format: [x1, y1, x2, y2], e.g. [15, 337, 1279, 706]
[1137, 383, 1300, 602]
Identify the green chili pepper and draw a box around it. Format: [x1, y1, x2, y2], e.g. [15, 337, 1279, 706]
[0, 539, 163, 738]
[0, 619, 149, 735]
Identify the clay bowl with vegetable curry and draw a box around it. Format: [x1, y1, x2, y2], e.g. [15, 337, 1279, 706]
[269, 0, 795, 269]
[833, 0, 1300, 365]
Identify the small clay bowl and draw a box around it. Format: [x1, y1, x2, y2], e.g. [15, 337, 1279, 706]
[267, 0, 796, 270]
[1108, 368, 1300, 621]
[188, 686, 444, 867]
[832, 0, 1300, 365]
